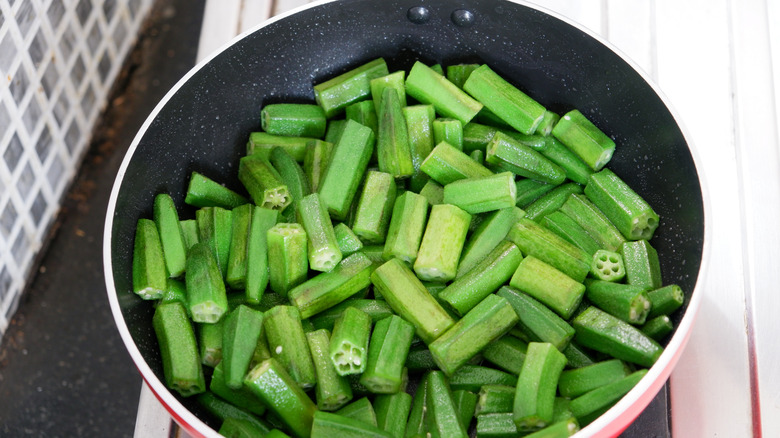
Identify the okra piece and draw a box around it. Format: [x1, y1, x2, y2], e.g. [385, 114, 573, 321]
[456, 207, 525, 278]
[585, 168, 660, 240]
[330, 306, 372, 376]
[245, 207, 279, 304]
[573, 306, 663, 367]
[471, 149, 485, 165]
[325, 119, 347, 144]
[420, 141, 493, 185]
[297, 193, 342, 272]
[433, 118, 464, 150]
[523, 183, 583, 222]
[346, 100, 379, 136]
[371, 71, 407, 114]
[196, 392, 272, 436]
[449, 364, 518, 393]
[318, 119, 375, 220]
[132, 218, 167, 299]
[447, 63, 480, 88]
[261, 103, 327, 138]
[476, 413, 518, 438]
[263, 305, 317, 389]
[353, 171, 397, 243]
[463, 64, 546, 134]
[244, 358, 318, 438]
[333, 223, 364, 256]
[486, 132, 566, 184]
[584, 279, 652, 325]
[561, 342, 597, 369]
[439, 240, 523, 316]
[515, 178, 556, 208]
[196, 206, 233, 279]
[382, 191, 428, 265]
[161, 278, 189, 312]
[535, 110, 560, 137]
[506, 217, 591, 282]
[482, 334, 528, 375]
[186, 242, 229, 323]
[314, 58, 390, 118]
[426, 371, 469, 438]
[477, 385, 516, 415]
[376, 87, 414, 178]
[184, 171, 248, 209]
[590, 249, 626, 282]
[153, 193, 187, 278]
[620, 239, 663, 291]
[404, 373, 430, 438]
[152, 302, 205, 396]
[374, 391, 413, 438]
[226, 204, 253, 289]
[247, 132, 316, 162]
[336, 396, 378, 426]
[453, 389, 478, 431]
[405, 61, 483, 124]
[559, 193, 625, 252]
[359, 315, 415, 393]
[640, 315, 674, 341]
[310, 299, 394, 331]
[541, 211, 600, 256]
[267, 223, 309, 296]
[239, 154, 291, 211]
[569, 369, 648, 425]
[557, 359, 630, 398]
[289, 252, 373, 319]
[646, 284, 685, 318]
[210, 362, 267, 416]
[270, 146, 312, 211]
[510, 255, 585, 320]
[497, 286, 575, 351]
[306, 329, 353, 411]
[413, 204, 471, 282]
[265, 430, 292, 438]
[304, 140, 333, 193]
[371, 258, 455, 344]
[462, 122, 497, 154]
[198, 319, 224, 367]
[530, 136, 593, 185]
[443, 171, 517, 215]
[513, 342, 567, 430]
[180, 219, 199, 250]
[311, 411, 393, 438]
[551, 109, 615, 171]
[222, 304, 265, 389]
[523, 418, 579, 438]
[219, 417, 270, 438]
[403, 104, 436, 191]
[418, 179, 444, 205]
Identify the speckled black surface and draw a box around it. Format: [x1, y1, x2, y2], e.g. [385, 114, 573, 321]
[0, 0, 204, 436]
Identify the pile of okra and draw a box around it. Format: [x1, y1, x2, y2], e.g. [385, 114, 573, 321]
[133, 58, 685, 438]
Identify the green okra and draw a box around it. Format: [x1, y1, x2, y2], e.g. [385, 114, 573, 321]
[184, 171, 248, 209]
[418, 179, 444, 206]
[646, 284, 685, 318]
[198, 319, 224, 367]
[509, 255, 585, 320]
[376, 87, 414, 178]
[270, 146, 312, 211]
[239, 154, 291, 211]
[346, 100, 379, 136]
[552, 109, 615, 171]
[448, 365, 518, 392]
[310, 299, 394, 332]
[132, 218, 167, 300]
[541, 211, 600, 257]
[245, 206, 279, 304]
[620, 239, 663, 291]
[476, 384, 516, 415]
[403, 104, 436, 191]
[439, 240, 523, 316]
[572, 306, 663, 367]
[289, 252, 374, 319]
[226, 204, 253, 289]
[559, 193, 626, 252]
[186, 242, 229, 323]
[330, 306, 372, 376]
[523, 183, 583, 222]
[497, 286, 575, 351]
[535, 110, 560, 137]
[558, 359, 630, 399]
[443, 171, 517, 215]
[267, 223, 309, 296]
[353, 170, 397, 243]
[196, 205, 233, 279]
[297, 193, 343, 272]
[413, 204, 472, 282]
[476, 412, 518, 438]
[585, 168, 660, 240]
[219, 417, 270, 438]
[261, 103, 327, 138]
[306, 329, 353, 411]
[507, 217, 591, 283]
[590, 249, 626, 282]
[210, 363, 266, 416]
[179, 219, 199, 250]
[263, 305, 317, 389]
[333, 222, 364, 256]
[360, 314, 416, 393]
[486, 132, 566, 185]
[426, 371, 469, 438]
[456, 207, 525, 278]
[515, 178, 556, 208]
[640, 315, 675, 341]
[433, 118, 464, 150]
[303, 140, 333, 193]
[470, 149, 485, 165]
[222, 304, 265, 389]
[335, 397, 378, 426]
[481, 334, 528, 375]
[371, 258, 455, 344]
[453, 389, 478, 431]
[530, 136, 593, 185]
[561, 342, 597, 369]
[584, 279, 652, 325]
[152, 302, 205, 397]
[160, 278, 188, 312]
[153, 193, 187, 278]
[247, 132, 317, 163]
[244, 358, 317, 438]
[462, 122, 498, 154]
[463, 64, 546, 134]
[371, 71, 407, 114]
[569, 369, 648, 426]
[404, 374, 430, 438]
[314, 58, 390, 118]
[311, 410, 393, 438]
[405, 61, 483, 125]
[513, 342, 567, 430]
[420, 141, 493, 185]
[523, 418, 580, 438]
[447, 63, 481, 89]
[318, 119, 376, 220]
[374, 391, 413, 438]
[196, 392, 272, 436]
[382, 191, 428, 265]
[325, 119, 347, 144]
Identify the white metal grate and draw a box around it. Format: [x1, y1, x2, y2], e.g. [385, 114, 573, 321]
[0, 0, 154, 342]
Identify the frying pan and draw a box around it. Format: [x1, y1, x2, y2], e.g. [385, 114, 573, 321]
[104, 0, 709, 436]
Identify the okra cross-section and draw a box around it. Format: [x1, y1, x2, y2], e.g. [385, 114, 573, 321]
[239, 154, 292, 211]
[329, 306, 372, 376]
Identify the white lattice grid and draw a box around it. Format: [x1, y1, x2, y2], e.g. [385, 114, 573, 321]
[0, 0, 153, 341]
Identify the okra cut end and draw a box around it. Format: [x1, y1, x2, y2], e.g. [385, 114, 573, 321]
[261, 187, 292, 211]
[189, 301, 227, 324]
[310, 247, 341, 272]
[591, 249, 626, 282]
[630, 211, 660, 241]
[331, 340, 367, 376]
